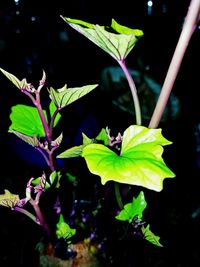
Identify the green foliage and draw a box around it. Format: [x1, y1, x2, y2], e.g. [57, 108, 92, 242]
[9, 104, 47, 137]
[56, 214, 76, 242]
[0, 14, 182, 261]
[141, 224, 163, 247]
[31, 171, 62, 190]
[57, 132, 94, 158]
[115, 191, 147, 223]
[0, 67, 31, 90]
[48, 84, 98, 109]
[60, 17, 143, 61]
[82, 125, 175, 191]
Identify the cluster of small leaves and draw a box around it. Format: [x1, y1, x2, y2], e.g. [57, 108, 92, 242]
[116, 191, 163, 247]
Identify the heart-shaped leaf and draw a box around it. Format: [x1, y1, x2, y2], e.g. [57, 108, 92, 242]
[82, 125, 175, 191]
[60, 17, 143, 61]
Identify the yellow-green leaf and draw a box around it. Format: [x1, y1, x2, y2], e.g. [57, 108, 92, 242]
[0, 189, 20, 208]
[60, 17, 143, 61]
[48, 84, 98, 109]
[82, 125, 175, 191]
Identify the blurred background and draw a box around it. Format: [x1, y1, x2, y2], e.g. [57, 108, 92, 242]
[0, 0, 199, 266]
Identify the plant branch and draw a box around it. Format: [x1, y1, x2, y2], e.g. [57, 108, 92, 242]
[149, 0, 200, 129]
[114, 182, 124, 210]
[118, 59, 142, 125]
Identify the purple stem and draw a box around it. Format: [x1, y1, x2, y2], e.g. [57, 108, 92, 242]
[118, 59, 142, 125]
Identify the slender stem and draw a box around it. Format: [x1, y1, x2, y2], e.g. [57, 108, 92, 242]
[35, 90, 52, 141]
[149, 0, 200, 129]
[13, 206, 39, 224]
[118, 59, 142, 125]
[114, 182, 124, 210]
[30, 199, 51, 235]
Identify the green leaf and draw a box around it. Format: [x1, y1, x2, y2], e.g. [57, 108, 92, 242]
[9, 104, 47, 137]
[115, 191, 147, 223]
[0, 67, 30, 90]
[142, 224, 163, 247]
[57, 133, 94, 158]
[49, 171, 62, 188]
[57, 144, 86, 158]
[48, 84, 98, 109]
[9, 130, 39, 147]
[66, 172, 77, 183]
[61, 17, 143, 61]
[56, 214, 76, 241]
[82, 125, 175, 191]
[95, 128, 109, 145]
[31, 171, 62, 190]
[0, 189, 20, 208]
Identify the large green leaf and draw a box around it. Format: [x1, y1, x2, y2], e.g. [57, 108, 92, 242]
[9, 104, 47, 137]
[82, 125, 175, 191]
[48, 84, 98, 109]
[61, 17, 143, 61]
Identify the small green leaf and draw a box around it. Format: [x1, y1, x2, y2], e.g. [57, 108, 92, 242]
[142, 224, 163, 247]
[51, 133, 63, 147]
[49, 171, 62, 188]
[116, 191, 147, 223]
[0, 68, 30, 90]
[32, 171, 62, 190]
[61, 17, 143, 61]
[32, 176, 49, 190]
[95, 128, 109, 145]
[9, 130, 39, 147]
[66, 173, 77, 183]
[82, 133, 93, 145]
[0, 189, 20, 208]
[57, 133, 94, 158]
[9, 104, 47, 137]
[57, 145, 85, 158]
[56, 214, 76, 241]
[48, 84, 98, 109]
[82, 125, 175, 191]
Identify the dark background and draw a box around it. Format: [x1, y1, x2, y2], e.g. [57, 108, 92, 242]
[0, 0, 200, 266]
